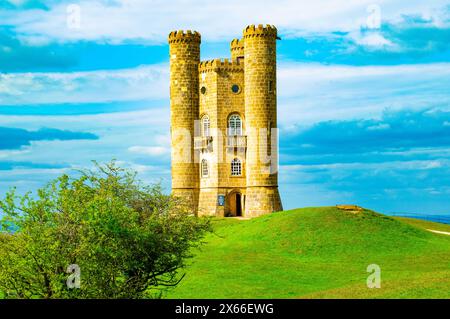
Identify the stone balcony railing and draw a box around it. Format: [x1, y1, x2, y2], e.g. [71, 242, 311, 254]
[194, 136, 213, 150]
[226, 135, 247, 148]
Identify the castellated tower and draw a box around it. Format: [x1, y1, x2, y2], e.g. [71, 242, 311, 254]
[243, 25, 283, 217]
[168, 25, 283, 218]
[168, 30, 201, 211]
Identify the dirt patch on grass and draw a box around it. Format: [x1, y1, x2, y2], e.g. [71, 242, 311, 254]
[336, 205, 363, 214]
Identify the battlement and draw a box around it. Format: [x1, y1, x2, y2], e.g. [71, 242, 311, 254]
[168, 30, 201, 44]
[243, 24, 277, 38]
[230, 38, 245, 61]
[199, 58, 244, 73]
[230, 38, 244, 50]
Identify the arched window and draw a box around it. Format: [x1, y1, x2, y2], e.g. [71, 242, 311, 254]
[228, 114, 242, 136]
[202, 115, 210, 137]
[201, 159, 209, 177]
[231, 158, 242, 176]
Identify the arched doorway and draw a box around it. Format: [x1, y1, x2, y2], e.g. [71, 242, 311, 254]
[226, 191, 244, 217]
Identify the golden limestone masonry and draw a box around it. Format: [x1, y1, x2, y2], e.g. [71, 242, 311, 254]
[169, 24, 283, 218]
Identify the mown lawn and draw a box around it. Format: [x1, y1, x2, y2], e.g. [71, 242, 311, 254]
[165, 207, 450, 299]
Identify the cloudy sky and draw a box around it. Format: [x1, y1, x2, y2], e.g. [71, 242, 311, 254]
[0, 0, 449, 215]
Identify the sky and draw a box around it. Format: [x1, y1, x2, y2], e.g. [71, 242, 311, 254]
[0, 0, 449, 215]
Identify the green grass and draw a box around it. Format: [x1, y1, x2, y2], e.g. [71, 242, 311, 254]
[1, 207, 448, 299]
[165, 207, 450, 299]
[393, 216, 450, 233]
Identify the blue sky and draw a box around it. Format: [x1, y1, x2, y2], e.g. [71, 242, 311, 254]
[0, 0, 449, 215]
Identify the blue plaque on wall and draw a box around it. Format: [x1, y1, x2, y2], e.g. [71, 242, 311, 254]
[218, 195, 225, 206]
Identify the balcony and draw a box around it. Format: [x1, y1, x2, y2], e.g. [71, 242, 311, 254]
[194, 136, 213, 151]
[226, 135, 247, 149]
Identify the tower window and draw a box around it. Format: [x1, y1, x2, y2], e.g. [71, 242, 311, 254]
[201, 159, 209, 177]
[200, 86, 207, 95]
[231, 158, 242, 176]
[231, 84, 241, 94]
[202, 115, 210, 137]
[228, 114, 242, 136]
[268, 80, 273, 93]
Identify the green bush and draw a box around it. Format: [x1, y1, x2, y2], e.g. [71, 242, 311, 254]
[0, 161, 211, 299]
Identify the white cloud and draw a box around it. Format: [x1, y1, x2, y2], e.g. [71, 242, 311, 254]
[354, 33, 395, 48]
[0, 107, 171, 163]
[128, 145, 169, 156]
[1, 0, 449, 43]
[6, 0, 26, 6]
[2, 61, 449, 129]
[0, 108, 171, 195]
[278, 62, 450, 127]
[0, 108, 169, 135]
[0, 64, 169, 105]
[278, 62, 450, 86]
[0, 148, 30, 159]
[367, 123, 390, 131]
[281, 159, 449, 172]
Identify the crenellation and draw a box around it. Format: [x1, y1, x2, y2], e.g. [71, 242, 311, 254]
[168, 30, 201, 43]
[230, 38, 245, 61]
[199, 58, 244, 73]
[243, 24, 277, 38]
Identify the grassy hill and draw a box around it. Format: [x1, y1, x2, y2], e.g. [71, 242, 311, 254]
[165, 207, 450, 299]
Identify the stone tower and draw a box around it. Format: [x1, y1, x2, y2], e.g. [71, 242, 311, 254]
[168, 30, 201, 211]
[169, 25, 283, 218]
[243, 25, 282, 217]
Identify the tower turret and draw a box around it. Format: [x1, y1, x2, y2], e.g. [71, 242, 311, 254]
[243, 24, 283, 217]
[168, 30, 201, 211]
[230, 38, 244, 62]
